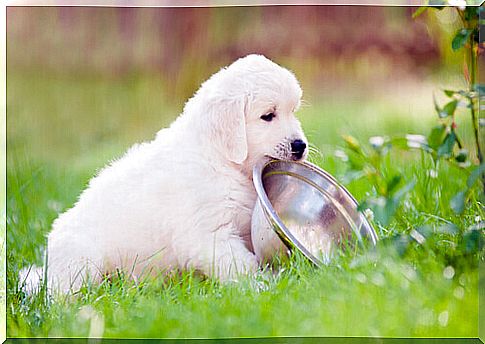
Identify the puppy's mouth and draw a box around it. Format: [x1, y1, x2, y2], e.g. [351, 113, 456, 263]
[270, 138, 308, 162]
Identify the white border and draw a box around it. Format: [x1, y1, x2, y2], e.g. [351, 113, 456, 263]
[1, 2, 483, 343]
[1, 2, 6, 343]
[3, 0, 485, 6]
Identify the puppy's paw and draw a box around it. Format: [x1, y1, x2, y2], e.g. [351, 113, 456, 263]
[218, 251, 259, 282]
[199, 237, 259, 282]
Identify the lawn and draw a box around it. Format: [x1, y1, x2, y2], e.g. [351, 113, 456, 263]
[6, 71, 483, 338]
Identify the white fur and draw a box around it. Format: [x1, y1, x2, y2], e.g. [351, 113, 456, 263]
[22, 54, 307, 293]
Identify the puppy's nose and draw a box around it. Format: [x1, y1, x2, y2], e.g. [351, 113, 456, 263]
[290, 139, 307, 160]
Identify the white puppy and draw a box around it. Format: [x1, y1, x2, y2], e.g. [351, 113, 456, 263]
[23, 54, 308, 292]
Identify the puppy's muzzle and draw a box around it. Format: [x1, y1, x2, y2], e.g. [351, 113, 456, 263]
[290, 139, 307, 160]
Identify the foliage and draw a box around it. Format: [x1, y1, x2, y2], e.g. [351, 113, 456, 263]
[414, 6, 483, 167]
[340, 5, 485, 227]
[339, 134, 417, 226]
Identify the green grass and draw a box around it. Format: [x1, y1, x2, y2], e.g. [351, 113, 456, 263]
[6, 72, 484, 338]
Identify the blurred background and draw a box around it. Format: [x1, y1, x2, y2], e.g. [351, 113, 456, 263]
[7, 6, 471, 170]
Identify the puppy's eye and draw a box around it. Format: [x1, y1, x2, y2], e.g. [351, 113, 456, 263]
[260, 112, 276, 122]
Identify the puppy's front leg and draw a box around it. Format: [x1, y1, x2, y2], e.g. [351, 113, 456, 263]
[196, 234, 259, 281]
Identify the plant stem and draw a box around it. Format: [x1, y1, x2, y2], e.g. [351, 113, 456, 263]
[465, 11, 484, 192]
[469, 37, 482, 160]
[453, 127, 464, 149]
[468, 97, 482, 163]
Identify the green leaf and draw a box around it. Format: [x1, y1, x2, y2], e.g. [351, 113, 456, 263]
[455, 149, 468, 163]
[372, 180, 415, 226]
[460, 229, 483, 255]
[433, 94, 442, 115]
[341, 169, 366, 184]
[450, 191, 466, 214]
[443, 89, 457, 97]
[452, 29, 472, 51]
[412, 6, 428, 18]
[366, 180, 416, 226]
[382, 199, 397, 227]
[464, 7, 479, 21]
[386, 175, 402, 195]
[393, 180, 416, 201]
[360, 197, 392, 227]
[428, 125, 447, 150]
[346, 151, 366, 170]
[342, 135, 362, 154]
[439, 100, 458, 118]
[466, 163, 485, 189]
[390, 137, 410, 150]
[437, 131, 456, 158]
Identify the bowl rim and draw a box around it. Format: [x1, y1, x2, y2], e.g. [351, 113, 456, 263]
[252, 157, 378, 266]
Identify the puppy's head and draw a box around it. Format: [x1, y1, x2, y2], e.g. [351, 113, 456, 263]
[185, 54, 307, 174]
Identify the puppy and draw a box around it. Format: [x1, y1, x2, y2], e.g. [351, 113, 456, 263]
[23, 54, 308, 292]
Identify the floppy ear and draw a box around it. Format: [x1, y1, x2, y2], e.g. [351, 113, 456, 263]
[202, 95, 248, 164]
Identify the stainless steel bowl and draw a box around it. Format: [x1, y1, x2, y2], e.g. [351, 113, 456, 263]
[251, 158, 378, 266]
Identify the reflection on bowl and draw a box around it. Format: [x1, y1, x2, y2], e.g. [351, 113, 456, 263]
[251, 158, 378, 266]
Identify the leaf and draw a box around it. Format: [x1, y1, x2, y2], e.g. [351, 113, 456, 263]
[464, 7, 479, 21]
[379, 200, 396, 227]
[360, 197, 391, 227]
[437, 131, 456, 158]
[412, 6, 428, 18]
[439, 100, 458, 118]
[433, 94, 442, 115]
[455, 149, 468, 163]
[341, 169, 366, 184]
[393, 180, 416, 201]
[366, 180, 416, 226]
[346, 151, 366, 170]
[368, 179, 413, 226]
[390, 137, 411, 151]
[342, 135, 362, 154]
[443, 89, 457, 97]
[452, 29, 472, 51]
[460, 229, 483, 255]
[450, 191, 466, 214]
[428, 125, 447, 150]
[386, 175, 402, 195]
[466, 163, 485, 189]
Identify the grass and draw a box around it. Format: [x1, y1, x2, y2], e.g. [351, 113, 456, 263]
[6, 71, 484, 338]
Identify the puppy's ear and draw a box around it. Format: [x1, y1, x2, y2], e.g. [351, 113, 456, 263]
[204, 95, 248, 164]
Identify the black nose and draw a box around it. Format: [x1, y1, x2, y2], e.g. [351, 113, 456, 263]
[290, 139, 307, 159]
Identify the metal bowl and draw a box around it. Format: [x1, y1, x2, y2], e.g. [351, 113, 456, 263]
[251, 158, 378, 266]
